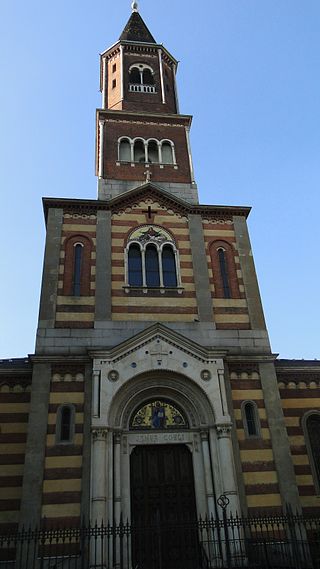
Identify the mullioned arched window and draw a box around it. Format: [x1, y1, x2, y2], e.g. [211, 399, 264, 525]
[125, 225, 180, 289]
[129, 63, 156, 93]
[118, 137, 176, 165]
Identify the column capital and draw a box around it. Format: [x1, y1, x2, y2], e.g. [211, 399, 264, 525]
[216, 423, 232, 439]
[113, 430, 122, 444]
[200, 430, 209, 442]
[91, 427, 108, 441]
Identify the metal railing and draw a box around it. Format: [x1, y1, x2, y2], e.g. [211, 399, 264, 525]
[1, 512, 320, 569]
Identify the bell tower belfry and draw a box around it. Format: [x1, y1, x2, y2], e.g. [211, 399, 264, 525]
[96, 3, 198, 203]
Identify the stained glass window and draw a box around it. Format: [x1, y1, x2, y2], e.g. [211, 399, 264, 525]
[131, 400, 188, 430]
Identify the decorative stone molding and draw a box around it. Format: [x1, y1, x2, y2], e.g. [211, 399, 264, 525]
[216, 424, 232, 439]
[113, 431, 122, 444]
[201, 369, 211, 381]
[108, 370, 119, 382]
[200, 430, 209, 441]
[91, 427, 108, 441]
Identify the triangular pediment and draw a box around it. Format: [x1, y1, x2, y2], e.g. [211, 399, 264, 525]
[108, 182, 192, 217]
[90, 323, 226, 365]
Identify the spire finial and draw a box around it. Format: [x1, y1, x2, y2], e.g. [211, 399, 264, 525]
[131, 1, 138, 12]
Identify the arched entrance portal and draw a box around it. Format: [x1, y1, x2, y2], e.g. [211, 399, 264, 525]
[130, 444, 198, 569]
[91, 370, 240, 527]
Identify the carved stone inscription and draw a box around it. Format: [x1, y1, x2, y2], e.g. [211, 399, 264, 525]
[129, 432, 192, 445]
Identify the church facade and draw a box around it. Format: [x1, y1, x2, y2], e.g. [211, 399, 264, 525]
[1, 6, 320, 538]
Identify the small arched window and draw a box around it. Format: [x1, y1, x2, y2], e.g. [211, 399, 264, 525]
[162, 246, 177, 287]
[145, 245, 160, 287]
[242, 401, 260, 438]
[56, 405, 75, 444]
[119, 138, 131, 162]
[128, 245, 143, 286]
[147, 140, 159, 163]
[129, 67, 140, 84]
[73, 244, 83, 296]
[134, 139, 145, 163]
[218, 248, 231, 299]
[161, 142, 174, 164]
[303, 413, 320, 492]
[143, 68, 154, 85]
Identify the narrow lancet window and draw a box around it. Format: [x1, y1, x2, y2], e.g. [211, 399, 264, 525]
[73, 244, 83, 296]
[244, 402, 259, 437]
[218, 248, 231, 298]
[56, 405, 74, 444]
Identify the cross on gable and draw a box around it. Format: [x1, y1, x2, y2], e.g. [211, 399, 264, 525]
[142, 204, 158, 223]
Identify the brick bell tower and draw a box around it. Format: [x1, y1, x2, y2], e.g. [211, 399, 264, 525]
[96, 1, 198, 203]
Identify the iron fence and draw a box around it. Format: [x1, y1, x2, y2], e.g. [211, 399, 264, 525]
[1, 513, 320, 569]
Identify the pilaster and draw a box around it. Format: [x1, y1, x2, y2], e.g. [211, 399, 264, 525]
[95, 210, 112, 322]
[19, 363, 51, 528]
[259, 361, 301, 511]
[233, 215, 267, 330]
[188, 214, 215, 323]
[38, 208, 63, 329]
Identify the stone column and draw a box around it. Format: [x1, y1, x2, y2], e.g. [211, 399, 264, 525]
[200, 431, 215, 516]
[216, 424, 240, 515]
[114, 432, 122, 524]
[91, 428, 108, 523]
[92, 370, 101, 418]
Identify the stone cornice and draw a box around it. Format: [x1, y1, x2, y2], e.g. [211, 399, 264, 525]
[42, 185, 251, 224]
[226, 354, 278, 363]
[100, 40, 178, 67]
[96, 108, 192, 127]
[30, 354, 91, 364]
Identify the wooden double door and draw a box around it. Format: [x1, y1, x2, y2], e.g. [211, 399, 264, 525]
[130, 444, 199, 569]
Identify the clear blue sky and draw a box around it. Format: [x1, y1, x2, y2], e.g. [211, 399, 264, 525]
[1, 0, 319, 359]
